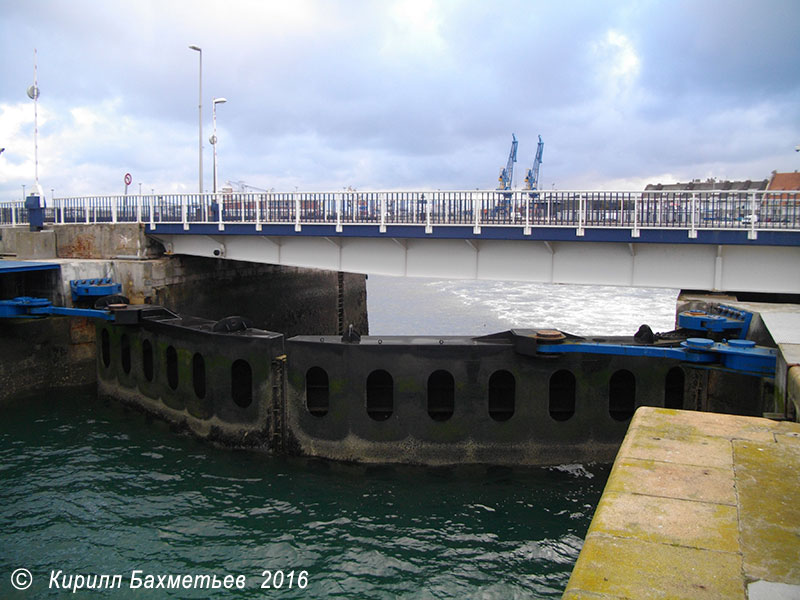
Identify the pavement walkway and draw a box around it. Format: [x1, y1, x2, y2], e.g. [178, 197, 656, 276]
[564, 407, 800, 599]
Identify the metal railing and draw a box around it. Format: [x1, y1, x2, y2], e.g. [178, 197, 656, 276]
[2, 189, 799, 236]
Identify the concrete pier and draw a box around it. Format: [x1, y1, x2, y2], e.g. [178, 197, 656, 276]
[564, 406, 800, 599]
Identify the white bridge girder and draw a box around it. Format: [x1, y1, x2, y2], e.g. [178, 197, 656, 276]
[151, 234, 800, 294]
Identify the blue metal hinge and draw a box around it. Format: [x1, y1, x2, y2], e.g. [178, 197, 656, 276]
[677, 304, 753, 339]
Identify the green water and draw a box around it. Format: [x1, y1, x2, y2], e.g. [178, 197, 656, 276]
[0, 388, 608, 599]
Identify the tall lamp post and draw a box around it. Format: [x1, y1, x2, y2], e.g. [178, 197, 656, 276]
[210, 97, 227, 193]
[188, 45, 203, 193]
[27, 48, 42, 199]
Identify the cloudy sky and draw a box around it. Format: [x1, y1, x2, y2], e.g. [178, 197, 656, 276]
[1, 0, 799, 199]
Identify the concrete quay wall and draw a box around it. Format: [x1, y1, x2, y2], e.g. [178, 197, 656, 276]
[0, 224, 368, 402]
[564, 406, 800, 599]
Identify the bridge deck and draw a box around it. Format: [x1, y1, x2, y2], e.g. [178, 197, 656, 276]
[2, 190, 798, 292]
[2, 189, 799, 242]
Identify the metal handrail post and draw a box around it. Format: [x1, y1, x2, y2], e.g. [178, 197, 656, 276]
[524, 192, 531, 235]
[380, 193, 387, 233]
[336, 194, 342, 233]
[748, 191, 757, 240]
[149, 195, 155, 230]
[181, 194, 188, 230]
[632, 193, 640, 238]
[424, 193, 432, 234]
[294, 194, 301, 232]
[689, 193, 697, 238]
[473, 194, 481, 235]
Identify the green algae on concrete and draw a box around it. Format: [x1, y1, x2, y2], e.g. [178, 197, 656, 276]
[563, 535, 745, 600]
[564, 407, 800, 600]
[735, 438, 800, 584]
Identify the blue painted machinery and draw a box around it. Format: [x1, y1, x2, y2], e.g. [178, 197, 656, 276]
[510, 304, 775, 378]
[0, 291, 778, 379]
[677, 304, 752, 339]
[528, 334, 775, 377]
[70, 278, 122, 302]
[0, 277, 124, 322]
[0, 296, 116, 321]
[0, 295, 175, 325]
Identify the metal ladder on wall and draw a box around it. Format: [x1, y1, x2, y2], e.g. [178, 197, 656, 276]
[337, 271, 345, 335]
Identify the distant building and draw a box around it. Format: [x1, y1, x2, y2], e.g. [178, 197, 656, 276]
[767, 171, 800, 191]
[642, 176, 799, 225]
[644, 178, 768, 192]
[766, 171, 800, 224]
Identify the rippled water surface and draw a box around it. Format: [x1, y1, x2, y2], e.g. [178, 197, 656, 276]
[1, 279, 678, 598]
[366, 276, 678, 336]
[0, 390, 607, 599]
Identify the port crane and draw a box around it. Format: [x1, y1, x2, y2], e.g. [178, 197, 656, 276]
[523, 135, 544, 191]
[497, 134, 518, 190]
[225, 180, 273, 193]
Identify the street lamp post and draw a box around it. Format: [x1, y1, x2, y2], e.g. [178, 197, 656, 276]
[27, 48, 42, 200]
[188, 45, 203, 194]
[210, 97, 227, 194]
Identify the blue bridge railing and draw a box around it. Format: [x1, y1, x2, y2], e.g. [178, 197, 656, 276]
[2, 189, 799, 237]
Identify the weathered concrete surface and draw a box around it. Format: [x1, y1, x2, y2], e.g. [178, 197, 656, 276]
[0, 224, 160, 260]
[789, 367, 800, 422]
[0, 228, 57, 259]
[0, 256, 368, 401]
[0, 317, 97, 398]
[564, 407, 800, 599]
[760, 311, 800, 420]
[152, 257, 368, 337]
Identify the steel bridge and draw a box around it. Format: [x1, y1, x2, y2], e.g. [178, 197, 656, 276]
[2, 189, 799, 293]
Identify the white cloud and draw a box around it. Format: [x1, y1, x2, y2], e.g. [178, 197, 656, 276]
[592, 29, 641, 99]
[383, 0, 446, 59]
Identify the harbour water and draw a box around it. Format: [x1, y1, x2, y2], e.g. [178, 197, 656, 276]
[0, 278, 678, 599]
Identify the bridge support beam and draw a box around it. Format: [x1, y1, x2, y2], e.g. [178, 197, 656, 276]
[150, 233, 800, 294]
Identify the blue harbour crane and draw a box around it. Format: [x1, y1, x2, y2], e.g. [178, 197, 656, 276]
[524, 135, 544, 191]
[497, 134, 518, 191]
